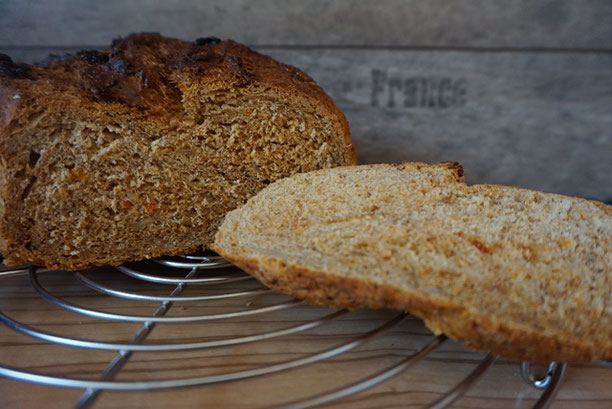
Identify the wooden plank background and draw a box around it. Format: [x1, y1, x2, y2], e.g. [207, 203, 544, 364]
[1, 0, 611, 201]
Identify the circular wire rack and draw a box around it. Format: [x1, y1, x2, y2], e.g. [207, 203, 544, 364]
[0, 254, 599, 408]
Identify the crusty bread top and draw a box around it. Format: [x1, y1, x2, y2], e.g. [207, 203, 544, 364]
[213, 162, 612, 362]
[0, 33, 354, 160]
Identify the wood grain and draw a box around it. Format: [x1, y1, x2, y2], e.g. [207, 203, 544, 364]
[1, 0, 611, 49]
[2, 45, 610, 201]
[1, 1, 611, 201]
[264, 48, 612, 200]
[0, 266, 611, 409]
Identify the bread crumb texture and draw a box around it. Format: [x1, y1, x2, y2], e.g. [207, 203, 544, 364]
[0, 33, 356, 269]
[213, 162, 612, 362]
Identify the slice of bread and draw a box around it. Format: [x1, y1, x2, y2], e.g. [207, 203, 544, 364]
[0, 33, 356, 270]
[213, 162, 612, 362]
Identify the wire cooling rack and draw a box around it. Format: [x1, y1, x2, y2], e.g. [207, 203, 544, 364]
[0, 254, 607, 409]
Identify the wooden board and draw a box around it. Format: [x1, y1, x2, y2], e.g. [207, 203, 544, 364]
[2, 2, 612, 201]
[1, 0, 612, 49]
[2, 45, 611, 201]
[264, 49, 612, 200]
[1, 266, 611, 409]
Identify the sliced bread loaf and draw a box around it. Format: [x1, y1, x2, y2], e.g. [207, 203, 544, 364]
[213, 162, 612, 362]
[0, 33, 356, 270]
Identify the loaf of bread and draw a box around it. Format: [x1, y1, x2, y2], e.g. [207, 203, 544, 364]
[0, 33, 356, 270]
[213, 162, 612, 362]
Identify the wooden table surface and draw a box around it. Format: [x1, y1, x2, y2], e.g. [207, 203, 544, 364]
[1, 262, 610, 409]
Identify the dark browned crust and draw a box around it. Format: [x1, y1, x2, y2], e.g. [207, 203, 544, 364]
[0, 33, 355, 160]
[440, 161, 465, 182]
[212, 249, 610, 363]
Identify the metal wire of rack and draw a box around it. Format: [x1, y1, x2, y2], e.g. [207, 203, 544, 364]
[0, 254, 589, 409]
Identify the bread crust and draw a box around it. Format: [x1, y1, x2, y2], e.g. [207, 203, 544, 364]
[0, 33, 356, 269]
[212, 162, 612, 363]
[0, 33, 355, 158]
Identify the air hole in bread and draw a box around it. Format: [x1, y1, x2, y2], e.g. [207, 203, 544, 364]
[21, 176, 37, 201]
[28, 150, 41, 168]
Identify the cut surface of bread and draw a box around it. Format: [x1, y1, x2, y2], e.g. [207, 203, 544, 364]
[213, 162, 612, 362]
[0, 33, 356, 269]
